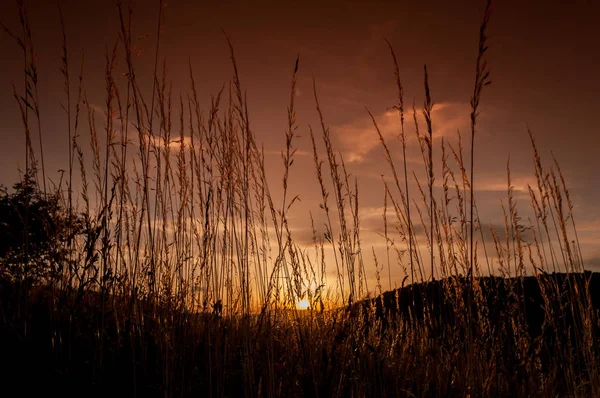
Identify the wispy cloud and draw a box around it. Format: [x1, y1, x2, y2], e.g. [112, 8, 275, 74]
[331, 101, 476, 163]
[474, 174, 537, 193]
[147, 134, 195, 150]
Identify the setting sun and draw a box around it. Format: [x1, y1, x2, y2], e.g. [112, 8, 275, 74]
[296, 299, 310, 310]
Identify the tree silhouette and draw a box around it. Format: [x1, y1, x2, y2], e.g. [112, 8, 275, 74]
[0, 171, 76, 284]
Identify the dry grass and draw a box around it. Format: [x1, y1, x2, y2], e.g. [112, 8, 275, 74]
[0, 1, 598, 397]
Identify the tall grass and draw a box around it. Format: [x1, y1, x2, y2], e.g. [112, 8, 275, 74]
[0, 1, 598, 397]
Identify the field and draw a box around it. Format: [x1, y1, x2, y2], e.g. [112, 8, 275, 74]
[0, 0, 598, 396]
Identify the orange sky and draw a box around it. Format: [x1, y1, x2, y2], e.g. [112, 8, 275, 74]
[1, 0, 599, 291]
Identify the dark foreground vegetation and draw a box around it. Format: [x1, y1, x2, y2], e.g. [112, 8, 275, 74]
[1, 0, 598, 396]
[1, 272, 599, 397]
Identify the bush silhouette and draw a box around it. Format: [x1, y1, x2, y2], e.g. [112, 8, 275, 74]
[0, 171, 76, 284]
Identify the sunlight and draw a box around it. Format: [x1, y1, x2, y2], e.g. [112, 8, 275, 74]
[296, 299, 310, 310]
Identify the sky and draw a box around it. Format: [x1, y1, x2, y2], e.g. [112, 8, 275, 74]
[1, 0, 599, 292]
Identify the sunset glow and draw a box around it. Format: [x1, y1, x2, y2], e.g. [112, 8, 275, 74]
[296, 299, 310, 310]
[0, 0, 599, 395]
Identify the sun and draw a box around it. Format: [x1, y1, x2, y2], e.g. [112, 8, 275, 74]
[296, 299, 310, 310]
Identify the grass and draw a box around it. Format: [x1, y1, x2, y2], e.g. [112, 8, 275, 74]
[0, 0, 598, 396]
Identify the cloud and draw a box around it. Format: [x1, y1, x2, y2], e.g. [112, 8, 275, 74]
[148, 134, 195, 150]
[288, 226, 321, 248]
[577, 218, 600, 233]
[473, 174, 538, 194]
[331, 101, 474, 163]
[262, 148, 312, 158]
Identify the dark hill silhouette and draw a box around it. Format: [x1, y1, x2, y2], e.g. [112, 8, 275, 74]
[348, 272, 600, 377]
[353, 272, 599, 335]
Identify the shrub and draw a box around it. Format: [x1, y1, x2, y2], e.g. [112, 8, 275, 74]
[0, 170, 77, 284]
